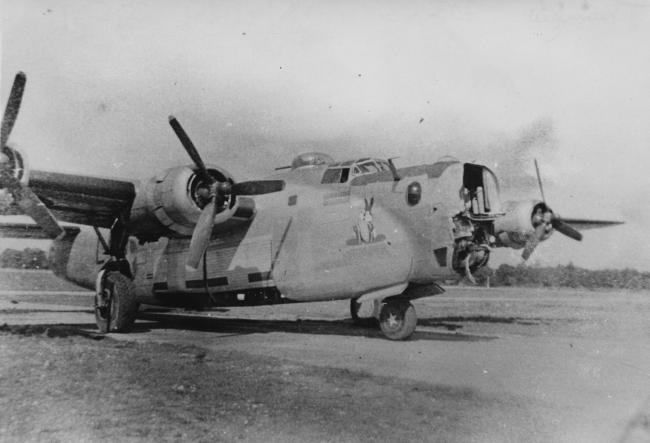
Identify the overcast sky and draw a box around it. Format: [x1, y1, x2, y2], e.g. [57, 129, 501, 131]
[1, 0, 649, 270]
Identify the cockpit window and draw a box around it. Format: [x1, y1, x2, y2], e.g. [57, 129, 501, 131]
[321, 169, 340, 184]
[321, 167, 351, 184]
[322, 158, 387, 184]
[357, 162, 379, 174]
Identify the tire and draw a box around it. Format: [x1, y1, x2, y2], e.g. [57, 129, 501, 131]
[379, 300, 417, 340]
[95, 271, 138, 333]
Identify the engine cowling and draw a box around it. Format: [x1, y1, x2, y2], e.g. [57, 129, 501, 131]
[494, 200, 553, 249]
[0, 145, 29, 184]
[128, 165, 255, 241]
[0, 146, 28, 214]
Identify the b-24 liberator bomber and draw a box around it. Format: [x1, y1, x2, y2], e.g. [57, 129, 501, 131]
[0, 72, 623, 339]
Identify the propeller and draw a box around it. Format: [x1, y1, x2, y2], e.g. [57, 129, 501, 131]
[1, 72, 26, 148]
[551, 218, 582, 241]
[521, 206, 551, 260]
[522, 159, 584, 260]
[168, 116, 285, 269]
[0, 72, 63, 238]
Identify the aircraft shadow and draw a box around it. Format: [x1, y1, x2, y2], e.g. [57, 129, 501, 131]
[0, 313, 496, 342]
[0, 322, 107, 339]
[135, 312, 496, 342]
[418, 315, 550, 328]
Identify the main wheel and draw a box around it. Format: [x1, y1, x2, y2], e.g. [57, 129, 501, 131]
[95, 271, 138, 333]
[379, 300, 417, 340]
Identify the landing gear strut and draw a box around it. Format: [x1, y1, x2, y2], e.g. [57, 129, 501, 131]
[379, 299, 417, 340]
[95, 271, 138, 333]
[350, 298, 380, 326]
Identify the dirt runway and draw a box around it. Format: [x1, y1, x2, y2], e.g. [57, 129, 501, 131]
[0, 277, 649, 442]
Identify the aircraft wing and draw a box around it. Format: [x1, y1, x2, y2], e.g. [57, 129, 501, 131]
[15, 170, 136, 229]
[0, 72, 137, 232]
[0, 221, 80, 239]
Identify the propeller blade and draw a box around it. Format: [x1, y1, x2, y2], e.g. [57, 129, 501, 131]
[0, 172, 63, 238]
[0, 72, 63, 238]
[1, 72, 26, 148]
[552, 218, 583, 241]
[553, 217, 624, 231]
[186, 198, 218, 270]
[522, 223, 546, 260]
[521, 241, 537, 261]
[15, 186, 64, 238]
[231, 180, 285, 196]
[168, 116, 212, 184]
[534, 158, 546, 203]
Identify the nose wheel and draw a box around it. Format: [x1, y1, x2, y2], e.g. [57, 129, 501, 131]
[95, 271, 138, 333]
[379, 299, 417, 340]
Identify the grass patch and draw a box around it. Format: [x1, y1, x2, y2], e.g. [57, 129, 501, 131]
[0, 329, 545, 442]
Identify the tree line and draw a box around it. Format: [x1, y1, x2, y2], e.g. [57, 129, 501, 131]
[0, 248, 49, 270]
[473, 263, 650, 290]
[2, 247, 650, 290]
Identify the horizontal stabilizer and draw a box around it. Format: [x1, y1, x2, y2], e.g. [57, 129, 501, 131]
[0, 222, 79, 239]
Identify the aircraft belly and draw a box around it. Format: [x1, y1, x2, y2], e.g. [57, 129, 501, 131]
[133, 238, 167, 297]
[313, 243, 411, 300]
[273, 208, 412, 302]
[204, 238, 273, 290]
[140, 235, 276, 297]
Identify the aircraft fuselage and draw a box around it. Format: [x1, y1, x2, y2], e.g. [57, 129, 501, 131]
[115, 159, 496, 307]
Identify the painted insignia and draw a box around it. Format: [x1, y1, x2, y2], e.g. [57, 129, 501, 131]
[355, 197, 375, 244]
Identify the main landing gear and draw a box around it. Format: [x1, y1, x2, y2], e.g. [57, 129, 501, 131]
[93, 217, 139, 333]
[351, 297, 417, 340]
[95, 271, 138, 333]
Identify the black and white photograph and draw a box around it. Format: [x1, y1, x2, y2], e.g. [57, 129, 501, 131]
[1, 0, 649, 441]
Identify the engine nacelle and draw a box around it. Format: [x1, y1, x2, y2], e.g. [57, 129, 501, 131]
[49, 226, 100, 289]
[49, 226, 139, 290]
[128, 165, 255, 241]
[494, 200, 552, 249]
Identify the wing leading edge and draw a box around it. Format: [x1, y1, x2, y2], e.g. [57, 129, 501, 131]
[25, 170, 136, 228]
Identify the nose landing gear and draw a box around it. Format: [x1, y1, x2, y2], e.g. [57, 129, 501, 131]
[350, 297, 417, 340]
[379, 299, 417, 340]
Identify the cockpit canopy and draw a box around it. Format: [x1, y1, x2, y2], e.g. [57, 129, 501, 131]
[321, 157, 392, 184]
[290, 152, 335, 170]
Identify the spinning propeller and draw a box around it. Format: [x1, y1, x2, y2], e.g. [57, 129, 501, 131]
[521, 159, 620, 260]
[0, 72, 63, 238]
[168, 116, 285, 269]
